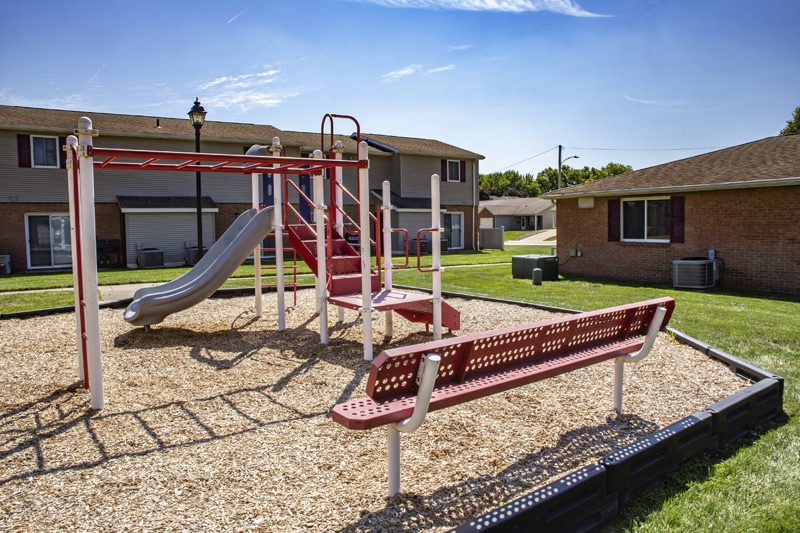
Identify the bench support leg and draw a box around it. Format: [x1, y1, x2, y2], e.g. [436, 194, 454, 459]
[614, 305, 667, 413]
[388, 426, 401, 496]
[386, 353, 441, 496]
[614, 359, 625, 413]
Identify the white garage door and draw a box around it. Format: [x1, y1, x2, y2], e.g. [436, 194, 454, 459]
[126, 212, 215, 267]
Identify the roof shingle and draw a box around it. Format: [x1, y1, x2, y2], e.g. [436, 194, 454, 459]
[543, 134, 800, 198]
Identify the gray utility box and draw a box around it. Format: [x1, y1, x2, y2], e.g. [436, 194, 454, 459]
[186, 247, 209, 266]
[137, 248, 164, 269]
[512, 254, 559, 281]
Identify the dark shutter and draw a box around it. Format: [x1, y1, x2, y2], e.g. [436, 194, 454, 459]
[17, 134, 31, 167]
[441, 159, 447, 181]
[460, 161, 466, 182]
[59, 136, 67, 169]
[670, 196, 685, 243]
[608, 199, 620, 242]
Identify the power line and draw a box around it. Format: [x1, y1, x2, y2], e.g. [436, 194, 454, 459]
[565, 145, 726, 152]
[496, 146, 557, 171]
[494, 144, 726, 173]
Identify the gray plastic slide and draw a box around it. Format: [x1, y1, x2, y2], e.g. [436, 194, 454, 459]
[124, 207, 274, 327]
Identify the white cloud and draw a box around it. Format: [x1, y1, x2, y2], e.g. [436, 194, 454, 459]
[203, 89, 299, 111]
[427, 65, 455, 73]
[447, 44, 473, 50]
[381, 64, 423, 82]
[0, 88, 88, 110]
[196, 70, 296, 111]
[624, 94, 686, 106]
[353, 0, 607, 17]
[199, 70, 281, 91]
[227, 10, 245, 23]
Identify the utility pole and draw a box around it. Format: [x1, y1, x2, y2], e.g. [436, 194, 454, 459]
[557, 144, 563, 190]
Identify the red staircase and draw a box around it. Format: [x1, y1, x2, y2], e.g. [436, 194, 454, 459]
[286, 223, 380, 297]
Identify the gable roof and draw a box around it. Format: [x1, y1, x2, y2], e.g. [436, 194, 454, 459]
[0, 105, 483, 160]
[542, 134, 800, 199]
[479, 196, 554, 216]
[354, 132, 484, 160]
[0, 105, 284, 145]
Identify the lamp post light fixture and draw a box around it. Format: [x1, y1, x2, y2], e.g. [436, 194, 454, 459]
[557, 144, 579, 190]
[188, 98, 207, 260]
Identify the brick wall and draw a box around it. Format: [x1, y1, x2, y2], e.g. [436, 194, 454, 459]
[0, 202, 121, 272]
[556, 186, 800, 294]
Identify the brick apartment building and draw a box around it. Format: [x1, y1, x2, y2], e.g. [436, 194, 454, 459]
[542, 134, 800, 295]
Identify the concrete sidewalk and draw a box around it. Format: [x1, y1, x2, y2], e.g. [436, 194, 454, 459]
[505, 229, 557, 247]
[99, 282, 159, 302]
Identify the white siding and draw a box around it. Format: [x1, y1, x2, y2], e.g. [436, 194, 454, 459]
[125, 212, 215, 267]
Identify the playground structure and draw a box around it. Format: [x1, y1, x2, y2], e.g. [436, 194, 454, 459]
[65, 114, 460, 409]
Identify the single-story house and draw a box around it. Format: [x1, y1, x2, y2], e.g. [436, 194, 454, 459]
[542, 134, 800, 295]
[478, 196, 556, 230]
[0, 105, 483, 272]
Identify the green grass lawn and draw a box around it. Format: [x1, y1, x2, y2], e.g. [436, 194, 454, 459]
[1, 252, 798, 531]
[503, 229, 553, 241]
[0, 247, 549, 311]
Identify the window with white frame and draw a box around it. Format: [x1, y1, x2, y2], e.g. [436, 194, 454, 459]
[31, 136, 60, 168]
[621, 197, 670, 242]
[446, 160, 461, 182]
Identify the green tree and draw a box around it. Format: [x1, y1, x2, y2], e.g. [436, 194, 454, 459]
[780, 106, 800, 136]
[535, 162, 633, 194]
[479, 170, 540, 199]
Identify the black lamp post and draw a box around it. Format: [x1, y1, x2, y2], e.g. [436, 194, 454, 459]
[188, 98, 207, 260]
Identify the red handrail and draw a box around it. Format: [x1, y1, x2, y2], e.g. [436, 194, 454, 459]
[416, 228, 440, 273]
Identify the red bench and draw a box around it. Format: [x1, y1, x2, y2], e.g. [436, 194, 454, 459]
[332, 297, 675, 495]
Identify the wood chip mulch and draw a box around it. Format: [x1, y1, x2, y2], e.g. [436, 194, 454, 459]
[0, 290, 748, 531]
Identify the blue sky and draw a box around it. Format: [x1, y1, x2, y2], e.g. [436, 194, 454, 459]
[1, 0, 798, 175]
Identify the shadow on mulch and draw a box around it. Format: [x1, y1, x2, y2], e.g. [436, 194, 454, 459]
[338, 413, 661, 532]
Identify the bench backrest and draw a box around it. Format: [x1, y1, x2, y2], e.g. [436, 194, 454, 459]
[366, 297, 675, 401]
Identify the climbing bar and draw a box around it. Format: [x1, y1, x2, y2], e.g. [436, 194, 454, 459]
[88, 147, 366, 174]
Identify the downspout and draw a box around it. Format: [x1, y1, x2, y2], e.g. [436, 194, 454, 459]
[472, 159, 477, 250]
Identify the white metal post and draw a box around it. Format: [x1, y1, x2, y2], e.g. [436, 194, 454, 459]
[333, 141, 346, 323]
[387, 426, 401, 496]
[431, 174, 443, 340]
[313, 150, 328, 345]
[614, 306, 666, 413]
[251, 172, 262, 317]
[387, 353, 441, 496]
[65, 135, 85, 383]
[382, 180, 394, 337]
[358, 142, 373, 360]
[77, 117, 104, 410]
[614, 359, 625, 413]
[270, 138, 285, 330]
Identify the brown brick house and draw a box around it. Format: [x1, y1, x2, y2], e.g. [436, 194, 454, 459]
[542, 134, 800, 295]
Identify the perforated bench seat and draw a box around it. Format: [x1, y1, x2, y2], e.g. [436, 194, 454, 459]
[332, 297, 675, 431]
[331, 297, 676, 497]
[333, 336, 645, 430]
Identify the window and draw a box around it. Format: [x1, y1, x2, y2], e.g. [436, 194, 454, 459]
[621, 198, 670, 242]
[26, 214, 72, 268]
[32, 136, 60, 168]
[446, 160, 460, 182]
[441, 159, 466, 182]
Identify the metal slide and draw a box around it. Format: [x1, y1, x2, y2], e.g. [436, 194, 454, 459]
[124, 207, 274, 327]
